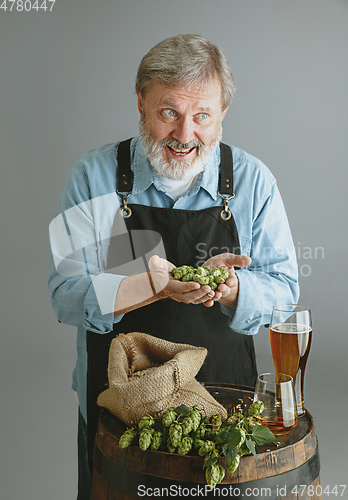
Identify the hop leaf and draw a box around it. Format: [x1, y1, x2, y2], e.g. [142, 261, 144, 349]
[222, 442, 238, 463]
[251, 424, 278, 445]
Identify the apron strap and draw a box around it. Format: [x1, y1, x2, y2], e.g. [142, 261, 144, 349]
[219, 142, 234, 196]
[116, 138, 234, 196]
[116, 138, 133, 192]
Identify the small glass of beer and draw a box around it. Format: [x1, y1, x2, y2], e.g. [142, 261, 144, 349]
[254, 372, 298, 435]
[270, 304, 312, 417]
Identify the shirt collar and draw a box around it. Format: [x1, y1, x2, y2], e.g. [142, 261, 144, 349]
[131, 136, 220, 200]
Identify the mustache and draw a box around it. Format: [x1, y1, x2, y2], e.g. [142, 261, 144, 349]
[160, 138, 204, 152]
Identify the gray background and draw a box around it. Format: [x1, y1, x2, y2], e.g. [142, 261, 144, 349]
[1, 0, 347, 498]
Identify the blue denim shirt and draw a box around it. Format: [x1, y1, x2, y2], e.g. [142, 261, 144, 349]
[48, 137, 299, 422]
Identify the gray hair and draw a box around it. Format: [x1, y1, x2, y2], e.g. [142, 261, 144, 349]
[135, 34, 235, 111]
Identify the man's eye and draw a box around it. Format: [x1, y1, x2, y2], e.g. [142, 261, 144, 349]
[162, 109, 176, 118]
[197, 113, 209, 120]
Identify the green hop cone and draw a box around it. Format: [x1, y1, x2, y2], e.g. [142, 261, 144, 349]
[177, 436, 193, 455]
[193, 274, 210, 285]
[211, 266, 220, 276]
[227, 455, 240, 474]
[150, 431, 163, 451]
[191, 426, 204, 440]
[195, 266, 209, 276]
[205, 464, 225, 489]
[171, 265, 192, 280]
[162, 408, 177, 428]
[119, 427, 138, 449]
[198, 440, 216, 457]
[139, 428, 153, 451]
[246, 416, 262, 430]
[204, 448, 219, 464]
[167, 437, 176, 453]
[227, 412, 244, 425]
[219, 267, 229, 280]
[187, 407, 202, 432]
[214, 274, 226, 284]
[181, 272, 195, 282]
[193, 438, 205, 450]
[248, 401, 265, 417]
[181, 416, 194, 436]
[138, 414, 155, 431]
[210, 414, 222, 429]
[210, 281, 218, 290]
[238, 427, 246, 446]
[218, 464, 226, 483]
[171, 269, 181, 280]
[169, 422, 183, 448]
[238, 442, 252, 457]
[192, 424, 206, 439]
[204, 427, 218, 441]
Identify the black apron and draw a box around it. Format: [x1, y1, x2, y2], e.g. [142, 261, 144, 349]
[86, 139, 257, 471]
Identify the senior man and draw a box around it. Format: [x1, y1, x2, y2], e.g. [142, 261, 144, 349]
[48, 34, 299, 498]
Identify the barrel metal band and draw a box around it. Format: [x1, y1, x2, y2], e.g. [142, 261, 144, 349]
[93, 440, 320, 499]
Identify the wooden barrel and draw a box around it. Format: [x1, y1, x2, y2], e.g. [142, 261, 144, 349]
[90, 384, 321, 500]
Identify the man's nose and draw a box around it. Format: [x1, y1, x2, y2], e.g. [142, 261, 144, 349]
[172, 117, 196, 145]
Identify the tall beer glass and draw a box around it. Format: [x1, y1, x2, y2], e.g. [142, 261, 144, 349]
[270, 304, 312, 416]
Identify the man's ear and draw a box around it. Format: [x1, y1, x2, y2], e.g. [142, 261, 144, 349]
[221, 106, 229, 121]
[136, 88, 143, 115]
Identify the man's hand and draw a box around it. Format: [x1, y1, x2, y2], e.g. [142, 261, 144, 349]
[148, 255, 216, 305]
[201, 253, 252, 309]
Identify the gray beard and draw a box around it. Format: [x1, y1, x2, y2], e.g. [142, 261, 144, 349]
[139, 115, 222, 181]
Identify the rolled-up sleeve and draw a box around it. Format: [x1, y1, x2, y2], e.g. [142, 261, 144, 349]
[48, 163, 125, 334]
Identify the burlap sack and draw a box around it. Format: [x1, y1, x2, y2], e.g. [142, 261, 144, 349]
[97, 332, 227, 426]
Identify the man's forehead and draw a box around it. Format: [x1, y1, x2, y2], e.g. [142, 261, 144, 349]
[144, 79, 223, 109]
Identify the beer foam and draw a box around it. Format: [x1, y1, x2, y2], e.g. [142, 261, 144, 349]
[271, 323, 312, 334]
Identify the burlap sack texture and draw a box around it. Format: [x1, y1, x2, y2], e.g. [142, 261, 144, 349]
[97, 332, 227, 426]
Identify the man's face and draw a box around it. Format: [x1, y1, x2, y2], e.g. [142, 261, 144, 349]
[137, 79, 228, 180]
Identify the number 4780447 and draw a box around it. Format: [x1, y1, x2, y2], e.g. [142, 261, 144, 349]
[0, 1, 56, 11]
[291, 485, 346, 497]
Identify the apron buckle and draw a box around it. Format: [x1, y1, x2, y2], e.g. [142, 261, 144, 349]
[218, 191, 235, 221]
[116, 190, 132, 218]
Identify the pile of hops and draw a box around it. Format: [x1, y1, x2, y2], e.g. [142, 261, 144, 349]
[118, 401, 278, 488]
[171, 265, 229, 290]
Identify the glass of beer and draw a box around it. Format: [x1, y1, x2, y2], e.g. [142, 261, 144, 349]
[254, 372, 298, 435]
[270, 304, 312, 416]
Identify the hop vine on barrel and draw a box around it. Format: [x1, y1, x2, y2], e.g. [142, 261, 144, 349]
[118, 401, 277, 488]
